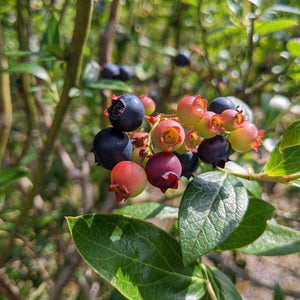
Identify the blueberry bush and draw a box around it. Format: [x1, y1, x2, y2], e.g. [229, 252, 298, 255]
[1, 0, 300, 299]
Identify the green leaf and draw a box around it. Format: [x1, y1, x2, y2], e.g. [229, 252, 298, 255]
[261, 93, 291, 129]
[40, 12, 60, 51]
[178, 171, 248, 265]
[67, 214, 208, 299]
[0, 167, 28, 186]
[255, 19, 298, 35]
[286, 39, 300, 57]
[2, 63, 50, 82]
[216, 198, 274, 250]
[203, 264, 242, 300]
[224, 162, 261, 198]
[88, 80, 130, 91]
[114, 202, 178, 219]
[268, 4, 300, 15]
[273, 284, 284, 300]
[82, 61, 100, 85]
[227, 96, 253, 122]
[238, 221, 300, 256]
[265, 142, 300, 176]
[279, 120, 300, 150]
[1, 51, 49, 57]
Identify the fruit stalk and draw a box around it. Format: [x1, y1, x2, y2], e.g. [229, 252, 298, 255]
[217, 167, 300, 184]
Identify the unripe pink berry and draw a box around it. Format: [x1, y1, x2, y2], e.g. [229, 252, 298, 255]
[108, 161, 147, 202]
[229, 121, 264, 152]
[221, 109, 245, 131]
[176, 129, 201, 153]
[151, 119, 185, 152]
[194, 111, 227, 139]
[139, 94, 156, 116]
[145, 152, 182, 193]
[177, 95, 208, 126]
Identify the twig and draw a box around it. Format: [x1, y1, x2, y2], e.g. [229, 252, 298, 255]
[196, 0, 222, 96]
[16, 0, 39, 163]
[217, 166, 300, 184]
[242, 3, 255, 90]
[0, 22, 13, 166]
[0, 273, 23, 300]
[49, 249, 82, 300]
[99, 0, 120, 129]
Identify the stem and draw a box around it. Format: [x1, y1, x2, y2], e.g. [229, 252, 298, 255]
[0, 22, 13, 166]
[242, 3, 255, 90]
[0, 0, 94, 268]
[217, 167, 300, 184]
[196, 1, 222, 96]
[201, 263, 218, 300]
[16, 0, 38, 163]
[99, 0, 120, 129]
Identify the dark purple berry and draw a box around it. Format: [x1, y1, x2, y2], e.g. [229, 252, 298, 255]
[91, 127, 132, 170]
[145, 152, 182, 193]
[174, 50, 191, 67]
[119, 65, 133, 81]
[173, 151, 199, 179]
[107, 94, 145, 132]
[208, 97, 236, 114]
[101, 64, 120, 79]
[197, 135, 231, 168]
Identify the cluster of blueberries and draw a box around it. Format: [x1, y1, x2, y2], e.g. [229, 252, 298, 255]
[101, 64, 133, 81]
[91, 93, 263, 202]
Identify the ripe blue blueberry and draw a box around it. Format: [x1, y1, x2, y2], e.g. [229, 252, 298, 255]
[107, 94, 145, 132]
[91, 127, 132, 170]
[119, 65, 133, 81]
[208, 97, 236, 114]
[174, 50, 191, 67]
[173, 151, 199, 178]
[101, 64, 120, 79]
[197, 135, 231, 168]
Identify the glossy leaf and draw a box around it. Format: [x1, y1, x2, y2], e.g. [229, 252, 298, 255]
[279, 120, 300, 151]
[67, 214, 208, 300]
[0, 167, 28, 186]
[268, 4, 300, 15]
[265, 142, 300, 176]
[203, 264, 242, 300]
[262, 93, 291, 129]
[88, 80, 130, 91]
[216, 198, 274, 250]
[178, 171, 248, 265]
[286, 39, 300, 57]
[224, 162, 261, 198]
[2, 63, 50, 82]
[238, 221, 300, 256]
[114, 202, 178, 219]
[255, 19, 297, 35]
[82, 61, 100, 85]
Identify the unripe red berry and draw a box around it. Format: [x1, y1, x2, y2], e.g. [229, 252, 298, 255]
[152, 119, 185, 152]
[108, 161, 147, 202]
[194, 111, 227, 139]
[176, 95, 207, 126]
[229, 121, 264, 152]
[145, 152, 182, 193]
[139, 94, 156, 115]
[221, 109, 244, 131]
